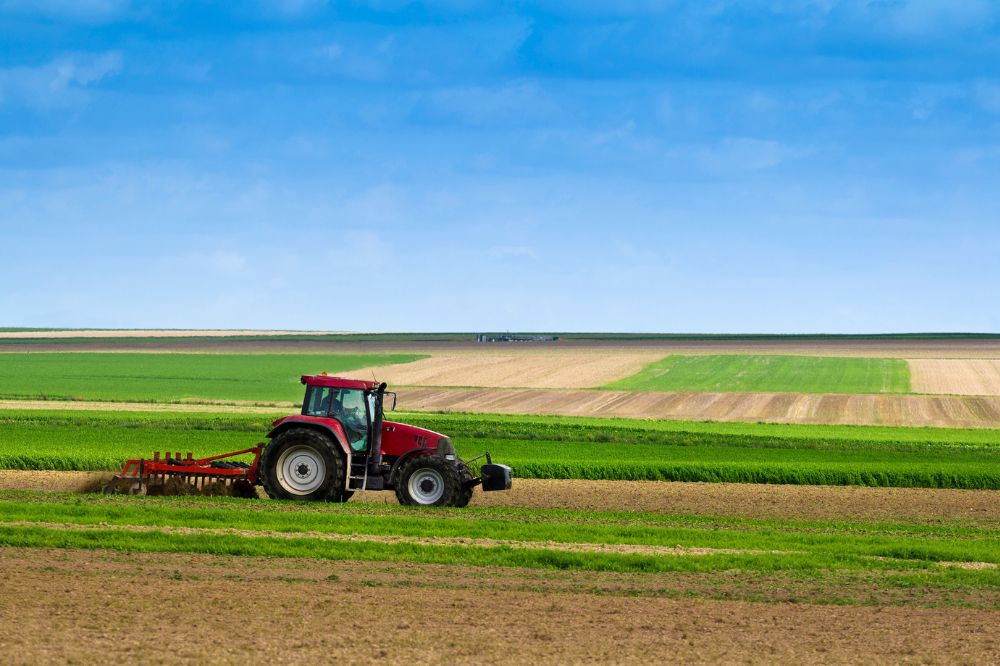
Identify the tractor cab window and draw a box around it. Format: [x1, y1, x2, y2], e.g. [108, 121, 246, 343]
[301, 386, 370, 452]
[303, 386, 334, 416]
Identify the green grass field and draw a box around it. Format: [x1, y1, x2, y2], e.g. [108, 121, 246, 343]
[0, 352, 425, 403]
[3, 409, 998, 488]
[1, 491, 998, 608]
[605, 354, 911, 393]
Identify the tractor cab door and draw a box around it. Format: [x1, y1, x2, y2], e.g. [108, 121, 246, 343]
[332, 388, 370, 453]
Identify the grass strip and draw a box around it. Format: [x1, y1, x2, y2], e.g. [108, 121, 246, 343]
[2, 494, 998, 567]
[605, 354, 910, 394]
[2, 409, 999, 488]
[0, 352, 425, 403]
[0, 524, 965, 576]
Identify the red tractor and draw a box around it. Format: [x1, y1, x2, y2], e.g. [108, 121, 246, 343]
[107, 375, 512, 507]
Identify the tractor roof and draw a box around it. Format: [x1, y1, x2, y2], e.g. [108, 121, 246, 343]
[301, 374, 379, 390]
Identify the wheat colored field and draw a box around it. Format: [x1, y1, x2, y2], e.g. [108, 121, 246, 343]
[334, 342, 1000, 396]
[341, 350, 664, 389]
[909, 359, 1000, 396]
[0, 329, 357, 338]
[396, 387, 1000, 428]
[5, 547, 997, 665]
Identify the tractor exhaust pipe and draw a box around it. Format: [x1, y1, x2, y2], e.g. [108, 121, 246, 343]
[367, 382, 387, 475]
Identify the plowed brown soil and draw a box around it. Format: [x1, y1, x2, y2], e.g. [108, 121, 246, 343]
[397, 387, 1000, 428]
[0, 547, 996, 665]
[4, 471, 1000, 525]
[5, 389, 1000, 427]
[0, 329, 352, 338]
[4, 336, 1000, 358]
[340, 350, 664, 389]
[0, 399, 292, 413]
[910, 359, 1000, 396]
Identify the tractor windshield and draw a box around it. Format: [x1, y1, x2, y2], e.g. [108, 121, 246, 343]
[302, 386, 370, 452]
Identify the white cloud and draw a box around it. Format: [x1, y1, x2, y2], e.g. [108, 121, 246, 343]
[421, 80, 560, 127]
[174, 250, 248, 276]
[0, 51, 122, 109]
[694, 137, 800, 173]
[315, 43, 343, 60]
[490, 245, 538, 260]
[885, 0, 994, 37]
[974, 80, 1000, 114]
[257, 0, 327, 18]
[0, 0, 130, 23]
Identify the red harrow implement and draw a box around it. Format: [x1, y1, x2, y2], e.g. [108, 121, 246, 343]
[103, 444, 263, 498]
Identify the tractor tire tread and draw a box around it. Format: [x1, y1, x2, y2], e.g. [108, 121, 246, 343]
[394, 455, 468, 508]
[259, 427, 345, 502]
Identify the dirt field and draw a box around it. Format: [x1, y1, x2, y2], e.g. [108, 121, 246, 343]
[397, 387, 1000, 428]
[341, 350, 665, 389]
[0, 547, 995, 665]
[0, 398, 293, 413]
[5, 471, 999, 526]
[910, 359, 1000, 396]
[4, 336, 1000, 358]
[0, 329, 353, 338]
[4, 386, 1000, 427]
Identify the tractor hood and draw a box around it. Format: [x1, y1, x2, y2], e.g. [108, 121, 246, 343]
[380, 420, 450, 458]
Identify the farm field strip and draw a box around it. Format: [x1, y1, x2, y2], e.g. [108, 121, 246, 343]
[0, 352, 426, 403]
[0, 329, 357, 338]
[909, 358, 1000, 396]
[605, 354, 911, 394]
[5, 472, 1000, 526]
[4, 550, 999, 665]
[5, 387, 1000, 429]
[3, 409, 1000, 488]
[340, 350, 665, 389]
[398, 386, 1000, 428]
[3, 493, 1000, 575]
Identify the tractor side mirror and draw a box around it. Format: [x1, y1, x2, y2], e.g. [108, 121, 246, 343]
[388, 392, 397, 411]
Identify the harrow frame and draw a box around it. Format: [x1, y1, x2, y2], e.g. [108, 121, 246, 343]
[107, 444, 265, 496]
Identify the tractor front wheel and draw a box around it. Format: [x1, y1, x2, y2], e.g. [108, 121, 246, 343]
[395, 455, 467, 507]
[260, 428, 345, 502]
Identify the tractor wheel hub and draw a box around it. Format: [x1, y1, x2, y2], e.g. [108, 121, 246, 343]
[407, 467, 446, 504]
[275, 445, 327, 496]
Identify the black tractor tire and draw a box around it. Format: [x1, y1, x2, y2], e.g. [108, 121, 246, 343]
[259, 428, 346, 502]
[395, 454, 467, 507]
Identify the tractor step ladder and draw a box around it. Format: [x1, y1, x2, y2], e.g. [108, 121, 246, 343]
[349, 459, 368, 492]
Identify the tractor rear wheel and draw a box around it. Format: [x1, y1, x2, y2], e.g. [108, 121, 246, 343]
[395, 455, 466, 507]
[260, 428, 345, 502]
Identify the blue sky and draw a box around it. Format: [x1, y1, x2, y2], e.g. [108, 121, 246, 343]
[1, 1, 998, 333]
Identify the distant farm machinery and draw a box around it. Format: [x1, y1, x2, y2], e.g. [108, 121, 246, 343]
[105, 375, 512, 507]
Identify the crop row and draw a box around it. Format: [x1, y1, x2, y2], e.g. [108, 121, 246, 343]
[605, 354, 911, 394]
[6, 408, 999, 446]
[2, 409, 999, 488]
[0, 352, 424, 403]
[3, 492, 1000, 573]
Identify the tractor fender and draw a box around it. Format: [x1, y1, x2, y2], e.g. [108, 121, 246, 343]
[387, 448, 445, 486]
[266, 417, 352, 458]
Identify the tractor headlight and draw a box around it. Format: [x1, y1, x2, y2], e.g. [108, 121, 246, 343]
[437, 437, 456, 457]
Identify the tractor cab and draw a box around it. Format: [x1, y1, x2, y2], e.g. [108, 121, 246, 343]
[301, 376, 381, 452]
